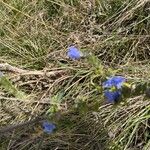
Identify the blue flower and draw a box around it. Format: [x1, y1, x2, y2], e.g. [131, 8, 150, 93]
[67, 46, 83, 60]
[103, 76, 125, 89]
[104, 90, 121, 103]
[42, 121, 56, 134]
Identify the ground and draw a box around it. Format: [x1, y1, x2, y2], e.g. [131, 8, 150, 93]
[0, 0, 150, 150]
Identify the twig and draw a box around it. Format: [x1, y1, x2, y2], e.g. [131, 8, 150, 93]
[0, 63, 66, 77]
[0, 63, 25, 73]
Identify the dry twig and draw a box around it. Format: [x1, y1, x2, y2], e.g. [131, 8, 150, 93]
[0, 63, 66, 77]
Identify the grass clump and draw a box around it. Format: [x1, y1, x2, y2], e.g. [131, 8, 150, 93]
[0, 0, 150, 150]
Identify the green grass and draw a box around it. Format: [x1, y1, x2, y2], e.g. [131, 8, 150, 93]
[0, 0, 150, 149]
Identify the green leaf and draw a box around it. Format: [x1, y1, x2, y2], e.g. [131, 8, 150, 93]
[51, 91, 64, 103]
[0, 76, 27, 99]
[131, 82, 147, 96]
[75, 100, 88, 115]
[47, 105, 58, 115]
[46, 91, 64, 115]
[88, 55, 103, 69]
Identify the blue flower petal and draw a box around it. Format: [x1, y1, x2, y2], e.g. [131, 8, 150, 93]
[67, 46, 82, 60]
[42, 121, 56, 134]
[104, 90, 121, 103]
[103, 76, 125, 89]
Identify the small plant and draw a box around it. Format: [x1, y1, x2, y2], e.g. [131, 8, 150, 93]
[0, 0, 150, 149]
[0, 73, 27, 99]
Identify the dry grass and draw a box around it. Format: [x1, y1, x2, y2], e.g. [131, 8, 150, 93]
[0, 0, 150, 149]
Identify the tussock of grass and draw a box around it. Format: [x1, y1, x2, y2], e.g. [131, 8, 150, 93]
[99, 95, 150, 150]
[0, 0, 150, 149]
